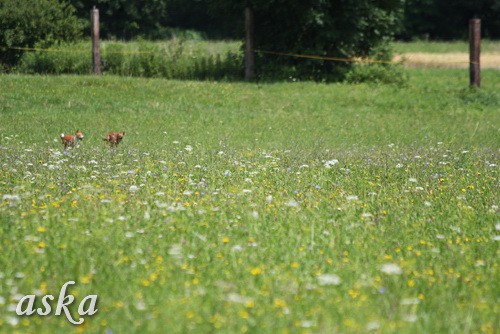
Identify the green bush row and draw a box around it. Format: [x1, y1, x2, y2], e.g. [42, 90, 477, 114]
[15, 39, 408, 84]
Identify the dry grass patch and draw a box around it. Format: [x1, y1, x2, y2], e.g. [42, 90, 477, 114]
[395, 52, 500, 68]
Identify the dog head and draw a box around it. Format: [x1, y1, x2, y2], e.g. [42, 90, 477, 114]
[75, 130, 84, 141]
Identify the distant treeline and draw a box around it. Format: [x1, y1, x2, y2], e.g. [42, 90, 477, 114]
[67, 0, 500, 40]
[399, 0, 500, 40]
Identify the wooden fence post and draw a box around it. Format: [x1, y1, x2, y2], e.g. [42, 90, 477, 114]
[244, 7, 255, 81]
[91, 6, 101, 75]
[469, 18, 480, 87]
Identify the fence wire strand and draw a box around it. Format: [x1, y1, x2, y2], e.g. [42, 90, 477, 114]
[4, 45, 479, 65]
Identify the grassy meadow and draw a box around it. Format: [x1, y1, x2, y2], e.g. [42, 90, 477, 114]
[0, 68, 499, 333]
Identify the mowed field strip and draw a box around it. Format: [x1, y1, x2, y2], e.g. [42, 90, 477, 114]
[395, 52, 500, 68]
[393, 40, 500, 68]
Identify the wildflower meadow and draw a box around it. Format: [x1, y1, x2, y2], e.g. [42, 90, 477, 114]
[0, 68, 499, 333]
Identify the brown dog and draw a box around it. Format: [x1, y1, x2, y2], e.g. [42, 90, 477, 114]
[103, 131, 125, 147]
[61, 130, 84, 149]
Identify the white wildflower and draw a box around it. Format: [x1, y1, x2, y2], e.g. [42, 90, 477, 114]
[231, 245, 243, 252]
[285, 199, 299, 207]
[381, 263, 402, 275]
[3, 194, 20, 201]
[6, 316, 19, 326]
[400, 298, 420, 305]
[135, 300, 146, 311]
[324, 159, 339, 168]
[226, 293, 252, 304]
[168, 244, 183, 259]
[402, 314, 418, 322]
[317, 274, 342, 286]
[300, 320, 315, 328]
[366, 321, 380, 331]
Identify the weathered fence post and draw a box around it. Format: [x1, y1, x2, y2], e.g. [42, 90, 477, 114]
[244, 7, 255, 81]
[469, 18, 480, 87]
[91, 6, 101, 75]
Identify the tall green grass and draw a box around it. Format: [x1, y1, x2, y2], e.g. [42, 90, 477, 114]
[1, 69, 498, 148]
[15, 40, 243, 80]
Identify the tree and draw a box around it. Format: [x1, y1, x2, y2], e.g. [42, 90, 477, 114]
[399, 0, 500, 40]
[210, 0, 404, 80]
[165, 0, 240, 39]
[0, 0, 83, 68]
[69, 0, 169, 39]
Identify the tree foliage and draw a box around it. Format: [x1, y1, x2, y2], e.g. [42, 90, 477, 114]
[64, 0, 500, 42]
[399, 0, 500, 40]
[69, 0, 169, 39]
[0, 0, 83, 68]
[209, 0, 404, 80]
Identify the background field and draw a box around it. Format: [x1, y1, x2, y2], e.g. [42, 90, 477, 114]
[14, 40, 500, 79]
[391, 40, 500, 53]
[392, 41, 500, 69]
[0, 67, 499, 333]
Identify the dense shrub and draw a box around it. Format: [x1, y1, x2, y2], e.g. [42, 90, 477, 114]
[0, 0, 83, 70]
[344, 63, 409, 85]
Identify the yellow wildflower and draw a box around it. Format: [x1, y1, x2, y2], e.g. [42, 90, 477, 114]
[250, 267, 262, 276]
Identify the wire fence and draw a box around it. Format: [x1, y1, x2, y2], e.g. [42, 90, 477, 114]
[5, 45, 478, 65]
[3, 42, 490, 84]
